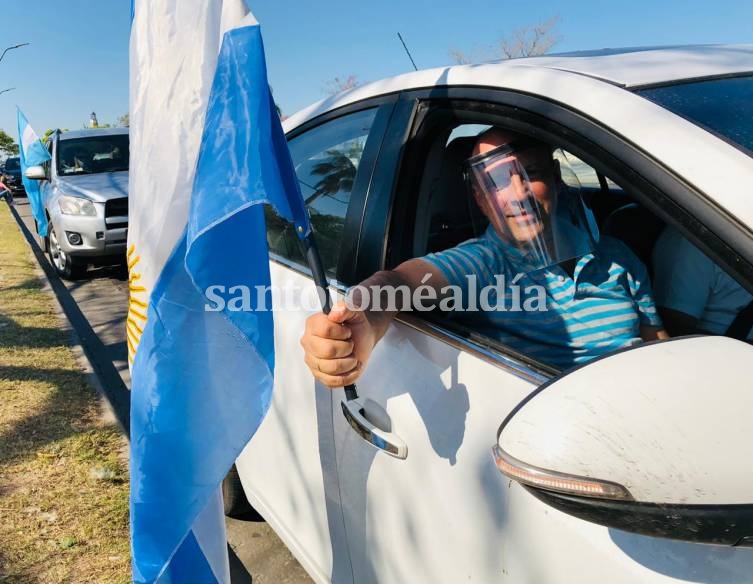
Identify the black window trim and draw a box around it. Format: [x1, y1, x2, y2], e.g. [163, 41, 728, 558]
[274, 95, 400, 285]
[353, 86, 753, 383]
[629, 70, 753, 92]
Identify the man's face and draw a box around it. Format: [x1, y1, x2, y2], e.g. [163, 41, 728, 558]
[471, 133, 557, 245]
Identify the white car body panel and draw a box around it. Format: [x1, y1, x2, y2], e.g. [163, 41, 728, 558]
[236, 261, 348, 584]
[334, 323, 753, 583]
[333, 321, 539, 583]
[513, 44, 753, 87]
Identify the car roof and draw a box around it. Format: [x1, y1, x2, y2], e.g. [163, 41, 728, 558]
[507, 44, 753, 86]
[58, 127, 129, 140]
[284, 44, 753, 131]
[283, 43, 753, 235]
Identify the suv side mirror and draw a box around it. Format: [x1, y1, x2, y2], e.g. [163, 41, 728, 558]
[24, 165, 46, 180]
[494, 336, 753, 547]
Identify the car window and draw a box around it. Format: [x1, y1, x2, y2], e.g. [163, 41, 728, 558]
[57, 135, 129, 175]
[394, 117, 671, 373]
[266, 107, 378, 277]
[637, 75, 753, 156]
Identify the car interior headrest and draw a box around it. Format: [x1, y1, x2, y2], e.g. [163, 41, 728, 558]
[424, 135, 488, 254]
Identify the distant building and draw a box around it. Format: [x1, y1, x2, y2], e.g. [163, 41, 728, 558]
[89, 112, 99, 128]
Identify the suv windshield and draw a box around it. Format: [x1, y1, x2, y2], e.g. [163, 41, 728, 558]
[56, 134, 129, 176]
[637, 75, 753, 156]
[4, 157, 19, 171]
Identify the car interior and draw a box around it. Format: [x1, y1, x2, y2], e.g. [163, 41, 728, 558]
[411, 123, 667, 278]
[391, 114, 753, 372]
[265, 104, 753, 375]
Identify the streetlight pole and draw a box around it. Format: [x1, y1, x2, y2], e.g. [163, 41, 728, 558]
[0, 87, 15, 96]
[0, 43, 29, 64]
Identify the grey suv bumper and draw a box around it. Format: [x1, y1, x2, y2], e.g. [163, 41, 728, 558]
[50, 199, 127, 257]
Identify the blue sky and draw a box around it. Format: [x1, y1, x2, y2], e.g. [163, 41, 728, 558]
[1, 0, 751, 141]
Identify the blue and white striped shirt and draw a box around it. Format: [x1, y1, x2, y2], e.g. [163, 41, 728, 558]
[423, 227, 662, 370]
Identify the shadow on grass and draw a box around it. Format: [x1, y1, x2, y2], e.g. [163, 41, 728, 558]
[0, 276, 44, 293]
[0, 312, 74, 351]
[0, 364, 99, 467]
[7, 202, 131, 436]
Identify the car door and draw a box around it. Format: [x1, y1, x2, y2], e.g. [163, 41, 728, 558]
[331, 90, 753, 583]
[235, 101, 396, 584]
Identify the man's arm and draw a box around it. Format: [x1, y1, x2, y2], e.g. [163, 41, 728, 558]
[301, 259, 449, 388]
[652, 228, 714, 337]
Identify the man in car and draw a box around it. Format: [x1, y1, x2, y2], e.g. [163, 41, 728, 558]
[301, 128, 668, 385]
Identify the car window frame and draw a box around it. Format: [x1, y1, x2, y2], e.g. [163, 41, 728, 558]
[274, 95, 400, 286]
[352, 87, 753, 382]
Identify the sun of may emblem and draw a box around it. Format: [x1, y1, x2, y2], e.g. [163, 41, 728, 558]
[126, 244, 148, 364]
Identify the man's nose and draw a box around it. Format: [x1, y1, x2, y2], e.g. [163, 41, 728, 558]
[498, 173, 528, 204]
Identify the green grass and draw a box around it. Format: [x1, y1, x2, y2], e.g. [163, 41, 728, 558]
[0, 203, 131, 583]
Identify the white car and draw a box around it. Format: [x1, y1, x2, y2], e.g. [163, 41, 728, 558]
[234, 45, 753, 583]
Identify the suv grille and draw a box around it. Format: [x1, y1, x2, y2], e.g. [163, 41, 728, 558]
[105, 197, 128, 229]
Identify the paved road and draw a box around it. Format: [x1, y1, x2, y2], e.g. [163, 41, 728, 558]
[14, 199, 313, 584]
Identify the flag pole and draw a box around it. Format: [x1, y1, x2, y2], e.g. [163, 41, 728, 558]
[301, 232, 359, 401]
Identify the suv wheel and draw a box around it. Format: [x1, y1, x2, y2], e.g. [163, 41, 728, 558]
[48, 226, 85, 280]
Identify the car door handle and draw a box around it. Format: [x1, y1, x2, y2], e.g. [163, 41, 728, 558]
[341, 398, 408, 459]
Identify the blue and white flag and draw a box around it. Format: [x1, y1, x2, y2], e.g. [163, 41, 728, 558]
[16, 108, 51, 235]
[128, 1, 310, 582]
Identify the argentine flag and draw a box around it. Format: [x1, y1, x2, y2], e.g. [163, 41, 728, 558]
[16, 108, 51, 235]
[128, 1, 310, 582]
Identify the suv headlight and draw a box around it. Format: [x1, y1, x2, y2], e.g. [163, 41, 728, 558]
[59, 195, 96, 216]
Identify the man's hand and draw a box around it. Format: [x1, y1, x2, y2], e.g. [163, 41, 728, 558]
[640, 325, 670, 341]
[301, 261, 448, 388]
[301, 302, 378, 388]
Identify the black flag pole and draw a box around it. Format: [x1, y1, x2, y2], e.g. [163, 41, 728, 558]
[302, 232, 359, 401]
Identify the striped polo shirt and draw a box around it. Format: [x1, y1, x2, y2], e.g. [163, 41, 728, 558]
[423, 226, 662, 370]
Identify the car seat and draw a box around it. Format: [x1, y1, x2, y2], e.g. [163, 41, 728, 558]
[601, 203, 665, 273]
[424, 136, 488, 254]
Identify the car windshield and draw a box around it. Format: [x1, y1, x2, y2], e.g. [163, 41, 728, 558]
[636, 75, 753, 156]
[56, 134, 129, 176]
[4, 157, 19, 171]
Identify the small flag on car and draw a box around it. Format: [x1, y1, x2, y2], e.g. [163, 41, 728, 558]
[16, 108, 51, 235]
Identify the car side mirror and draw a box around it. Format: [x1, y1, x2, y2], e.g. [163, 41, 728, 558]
[24, 165, 46, 180]
[494, 336, 753, 547]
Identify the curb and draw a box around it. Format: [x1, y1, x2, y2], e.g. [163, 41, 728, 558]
[6, 200, 131, 438]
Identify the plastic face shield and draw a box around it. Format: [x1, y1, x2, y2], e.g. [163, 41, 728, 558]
[466, 142, 598, 271]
